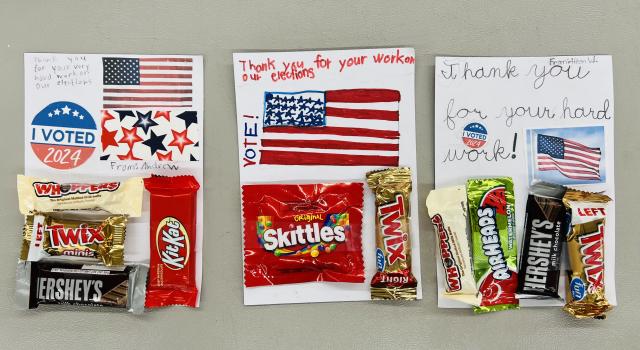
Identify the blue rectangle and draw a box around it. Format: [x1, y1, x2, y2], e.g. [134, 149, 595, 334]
[263, 91, 326, 127]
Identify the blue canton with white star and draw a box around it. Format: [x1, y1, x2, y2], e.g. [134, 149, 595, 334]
[263, 91, 326, 127]
[537, 134, 565, 158]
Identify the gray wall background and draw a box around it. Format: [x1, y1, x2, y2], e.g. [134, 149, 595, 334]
[1, 1, 639, 349]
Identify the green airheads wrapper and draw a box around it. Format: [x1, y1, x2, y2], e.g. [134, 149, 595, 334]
[466, 177, 519, 313]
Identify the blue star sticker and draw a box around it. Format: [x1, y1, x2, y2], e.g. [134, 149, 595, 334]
[133, 111, 158, 134]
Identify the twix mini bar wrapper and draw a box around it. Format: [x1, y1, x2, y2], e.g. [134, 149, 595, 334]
[17, 175, 143, 217]
[426, 185, 479, 306]
[563, 189, 612, 319]
[367, 167, 417, 300]
[20, 213, 127, 266]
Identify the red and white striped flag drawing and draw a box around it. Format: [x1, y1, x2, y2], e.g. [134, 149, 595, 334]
[260, 89, 400, 166]
[102, 57, 193, 109]
[536, 134, 601, 181]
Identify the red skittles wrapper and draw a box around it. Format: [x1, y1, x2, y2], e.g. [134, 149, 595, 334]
[144, 175, 200, 308]
[242, 183, 365, 287]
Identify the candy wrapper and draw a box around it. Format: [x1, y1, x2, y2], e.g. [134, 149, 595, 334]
[467, 177, 519, 313]
[242, 183, 365, 287]
[17, 175, 143, 217]
[517, 182, 567, 299]
[144, 175, 200, 308]
[367, 167, 417, 300]
[20, 212, 126, 266]
[563, 189, 612, 319]
[15, 261, 147, 314]
[426, 185, 479, 306]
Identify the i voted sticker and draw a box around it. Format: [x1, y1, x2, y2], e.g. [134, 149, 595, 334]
[30, 101, 96, 169]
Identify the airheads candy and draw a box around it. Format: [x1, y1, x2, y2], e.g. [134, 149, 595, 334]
[367, 167, 417, 300]
[426, 185, 479, 306]
[30, 101, 96, 170]
[467, 177, 519, 313]
[144, 175, 200, 308]
[563, 189, 612, 319]
[242, 182, 365, 287]
[17, 175, 144, 217]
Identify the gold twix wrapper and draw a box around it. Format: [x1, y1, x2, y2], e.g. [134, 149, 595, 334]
[563, 189, 612, 319]
[17, 175, 143, 217]
[367, 167, 417, 300]
[426, 185, 480, 306]
[21, 213, 127, 266]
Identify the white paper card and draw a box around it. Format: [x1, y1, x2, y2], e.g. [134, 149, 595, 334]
[233, 48, 422, 305]
[23, 53, 205, 306]
[434, 55, 615, 308]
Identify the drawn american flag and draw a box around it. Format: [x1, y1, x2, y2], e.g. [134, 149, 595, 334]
[102, 56, 193, 109]
[536, 134, 601, 181]
[260, 89, 400, 166]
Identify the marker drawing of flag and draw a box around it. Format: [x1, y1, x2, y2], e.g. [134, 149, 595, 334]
[536, 134, 601, 181]
[102, 56, 193, 109]
[260, 89, 400, 166]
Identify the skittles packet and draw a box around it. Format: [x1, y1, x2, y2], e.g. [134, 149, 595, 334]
[467, 177, 519, 313]
[242, 182, 365, 287]
[367, 167, 417, 300]
[563, 189, 612, 319]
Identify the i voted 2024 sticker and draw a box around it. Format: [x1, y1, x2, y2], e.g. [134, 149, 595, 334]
[30, 101, 96, 169]
[462, 122, 487, 149]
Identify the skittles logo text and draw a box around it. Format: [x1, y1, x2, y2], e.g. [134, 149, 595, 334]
[33, 181, 120, 198]
[462, 122, 487, 149]
[431, 214, 462, 292]
[578, 223, 605, 293]
[30, 101, 96, 170]
[257, 214, 349, 258]
[156, 217, 190, 270]
[477, 186, 511, 281]
[378, 194, 408, 266]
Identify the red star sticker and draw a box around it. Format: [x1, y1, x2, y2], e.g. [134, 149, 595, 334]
[156, 150, 173, 161]
[118, 127, 143, 149]
[154, 111, 171, 121]
[168, 129, 194, 154]
[117, 149, 142, 161]
[101, 110, 116, 128]
[101, 125, 119, 151]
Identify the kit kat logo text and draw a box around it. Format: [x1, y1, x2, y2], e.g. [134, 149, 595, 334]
[30, 101, 96, 169]
[378, 194, 408, 265]
[33, 181, 120, 198]
[431, 214, 462, 292]
[156, 217, 190, 270]
[578, 223, 605, 293]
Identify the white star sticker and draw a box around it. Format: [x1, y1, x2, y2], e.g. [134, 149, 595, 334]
[61, 105, 71, 115]
[72, 110, 79, 117]
[79, 115, 84, 120]
[48, 112, 53, 117]
[54, 109, 61, 115]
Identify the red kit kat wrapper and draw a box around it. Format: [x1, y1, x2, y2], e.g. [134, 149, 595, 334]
[242, 183, 365, 287]
[144, 175, 200, 307]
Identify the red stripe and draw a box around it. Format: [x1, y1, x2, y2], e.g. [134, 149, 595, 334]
[537, 154, 599, 171]
[104, 88, 192, 94]
[325, 89, 400, 103]
[103, 96, 192, 102]
[103, 104, 192, 108]
[263, 126, 399, 139]
[139, 65, 193, 71]
[261, 139, 399, 151]
[537, 163, 599, 175]
[140, 81, 192, 86]
[562, 155, 600, 168]
[564, 149, 601, 162]
[260, 150, 398, 166]
[324, 107, 399, 121]
[140, 73, 192, 79]
[139, 57, 193, 62]
[564, 139, 601, 153]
